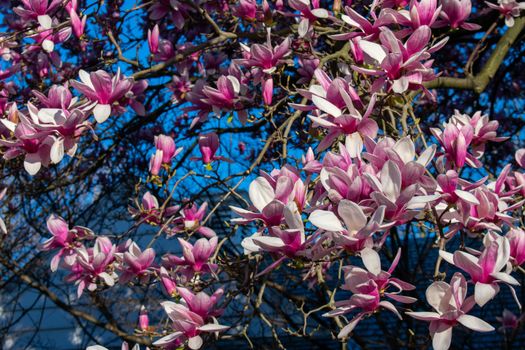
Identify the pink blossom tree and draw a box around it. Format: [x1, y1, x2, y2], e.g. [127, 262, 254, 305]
[0, 0, 524, 349]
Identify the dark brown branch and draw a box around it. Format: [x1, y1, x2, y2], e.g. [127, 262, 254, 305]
[425, 16, 525, 93]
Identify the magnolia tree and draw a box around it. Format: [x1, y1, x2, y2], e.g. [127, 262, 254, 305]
[1, 0, 525, 349]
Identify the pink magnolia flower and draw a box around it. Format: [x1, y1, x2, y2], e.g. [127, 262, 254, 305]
[297, 57, 320, 84]
[301, 147, 322, 173]
[333, 7, 394, 41]
[69, 237, 118, 297]
[69, 8, 86, 38]
[436, 170, 482, 206]
[70, 69, 134, 123]
[364, 160, 440, 223]
[439, 236, 520, 307]
[1, 104, 90, 174]
[159, 266, 177, 296]
[32, 84, 76, 109]
[201, 76, 242, 115]
[176, 287, 224, 319]
[41, 214, 93, 271]
[154, 300, 228, 350]
[154, 134, 183, 164]
[408, 0, 442, 28]
[149, 149, 163, 176]
[233, 0, 257, 21]
[486, 0, 525, 27]
[30, 24, 72, 53]
[139, 306, 149, 332]
[353, 26, 448, 94]
[454, 185, 521, 234]
[230, 166, 305, 227]
[118, 242, 156, 284]
[435, 0, 481, 30]
[129, 191, 179, 225]
[407, 273, 494, 350]
[241, 202, 307, 274]
[147, 24, 160, 54]
[163, 237, 218, 276]
[309, 200, 389, 253]
[240, 35, 291, 75]
[506, 228, 525, 266]
[14, 0, 63, 29]
[448, 110, 508, 159]
[172, 202, 216, 238]
[496, 309, 521, 332]
[516, 148, 525, 168]
[431, 120, 477, 168]
[192, 132, 231, 167]
[288, 0, 330, 37]
[324, 248, 416, 338]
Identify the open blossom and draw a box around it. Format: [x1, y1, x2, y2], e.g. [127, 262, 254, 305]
[402, 0, 442, 28]
[352, 26, 448, 94]
[309, 200, 388, 253]
[233, 0, 257, 21]
[14, 0, 63, 28]
[496, 309, 521, 332]
[67, 236, 118, 297]
[154, 297, 228, 350]
[324, 248, 416, 338]
[239, 34, 291, 104]
[407, 273, 494, 350]
[230, 165, 306, 227]
[118, 242, 156, 284]
[0, 104, 90, 175]
[439, 235, 520, 307]
[435, 0, 481, 30]
[288, 0, 329, 37]
[241, 202, 307, 274]
[334, 7, 393, 41]
[41, 214, 93, 271]
[163, 237, 218, 277]
[172, 202, 216, 238]
[364, 160, 440, 223]
[507, 228, 525, 266]
[486, 0, 525, 26]
[70, 69, 134, 123]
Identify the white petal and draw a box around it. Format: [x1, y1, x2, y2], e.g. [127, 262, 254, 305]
[312, 95, 342, 117]
[432, 325, 452, 350]
[37, 15, 52, 29]
[187, 336, 203, 350]
[361, 247, 382, 275]
[359, 40, 387, 63]
[345, 132, 363, 158]
[393, 137, 415, 164]
[311, 8, 329, 18]
[93, 104, 111, 123]
[50, 138, 64, 164]
[338, 199, 367, 232]
[309, 210, 344, 232]
[454, 190, 480, 205]
[249, 177, 275, 212]
[457, 314, 494, 332]
[42, 39, 55, 53]
[24, 154, 41, 175]
[474, 282, 498, 307]
[298, 18, 309, 37]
